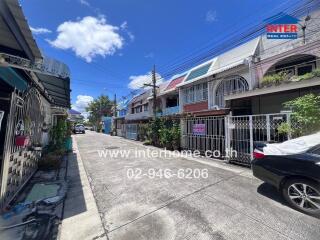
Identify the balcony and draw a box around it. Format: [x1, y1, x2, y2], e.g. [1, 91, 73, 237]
[125, 111, 151, 120]
[157, 106, 180, 117]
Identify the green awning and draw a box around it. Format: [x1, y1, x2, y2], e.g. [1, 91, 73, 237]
[185, 63, 212, 82]
[0, 66, 27, 91]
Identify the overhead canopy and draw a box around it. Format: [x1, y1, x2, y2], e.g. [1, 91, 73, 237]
[210, 37, 260, 75]
[36, 73, 70, 108]
[185, 62, 212, 82]
[0, 0, 42, 60]
[0, 66, 27, 91]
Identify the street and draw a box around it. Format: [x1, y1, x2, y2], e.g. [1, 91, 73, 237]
[73, 131, 320, 240]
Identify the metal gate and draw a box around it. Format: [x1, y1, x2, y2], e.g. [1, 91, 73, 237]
[181, 113, 298, 166]
[181, 116, 226, 158]
[125, 124, 138, 140]
[0, 88, 44, 205]
[226, 113, 296, 166]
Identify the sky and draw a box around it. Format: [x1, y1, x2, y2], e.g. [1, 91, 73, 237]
[20, 0, 303, 114]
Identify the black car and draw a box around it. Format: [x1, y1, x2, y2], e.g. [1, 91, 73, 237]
[252, 143, 320, 217]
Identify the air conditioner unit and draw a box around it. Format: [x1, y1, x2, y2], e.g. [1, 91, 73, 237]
[211, 105, 220, 110]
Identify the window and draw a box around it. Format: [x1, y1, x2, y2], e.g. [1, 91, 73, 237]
[215, 76, 248, 108]
[297, 64, 313, 76]
[143, 103, 148, 111]
[308, 145, 320, 155]
[184, 82, 208, 104]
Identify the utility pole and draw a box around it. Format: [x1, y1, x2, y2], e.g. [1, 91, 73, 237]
[113, 93, 117, 117]
[144, 65, 159, 119]
[300, 15, 311, 45]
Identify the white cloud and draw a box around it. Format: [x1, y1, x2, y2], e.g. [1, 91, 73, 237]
[128, 72, 163, 90]
[72, 95, 94, 114]
[120, 21, 128, 30]
[120, 21, 135, 41]
[127, 31, 135, 41]
[144, 52, 154, 58]
[79, 0, 90, 6]
[48, 16, 124, 62]
[206, 10, 217, 23]
[30, 26, 52, 34]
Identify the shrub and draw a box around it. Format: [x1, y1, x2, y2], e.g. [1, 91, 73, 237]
[262, 71, 288, 86]
[280, 94, 320, 136]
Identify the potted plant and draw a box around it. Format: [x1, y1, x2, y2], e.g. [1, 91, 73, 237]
[14, 118, 30, 147]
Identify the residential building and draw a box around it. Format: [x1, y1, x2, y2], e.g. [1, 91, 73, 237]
[225, 11, 320, 115]
[156, 74, 185, 117]
[68, 109, 84, 122]
[177, 37, 261, 117]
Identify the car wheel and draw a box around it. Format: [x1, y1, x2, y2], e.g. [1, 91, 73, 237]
[282, 178, 320, 217]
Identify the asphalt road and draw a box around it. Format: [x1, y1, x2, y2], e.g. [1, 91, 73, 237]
[74, 131, 320, 240]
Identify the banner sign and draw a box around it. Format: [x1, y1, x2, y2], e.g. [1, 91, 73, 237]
[193, 124, 206, 135]
[265, 14, 299, 40]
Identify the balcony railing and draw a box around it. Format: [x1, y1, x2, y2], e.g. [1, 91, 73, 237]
[157, 106, 180, 116]
[125, 111, 151, 120]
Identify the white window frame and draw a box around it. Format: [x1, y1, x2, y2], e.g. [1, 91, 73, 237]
[215, 76, 248, 108]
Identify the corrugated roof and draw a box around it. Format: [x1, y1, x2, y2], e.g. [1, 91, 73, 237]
[165, 75, 186, 91]
[210, 37, 260, 75]
[6, 0, 42, 59]
[185, 62, 212, 82]
[0, 0, 42, 60]
[36, 73, 70, 108]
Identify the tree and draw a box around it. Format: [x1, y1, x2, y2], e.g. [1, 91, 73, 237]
[279, 94, 320, 136]
[86, 95, 113, 128]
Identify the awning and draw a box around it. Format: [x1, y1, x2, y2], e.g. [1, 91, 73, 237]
[185, 62, 212, 82]
[210, 37, 260, 75]
[36, 73, 70, 108]
[0, 66, 27, 91]
[0, 0, 42, 60]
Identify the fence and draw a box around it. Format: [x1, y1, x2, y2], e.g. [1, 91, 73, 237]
[181, 113, 297, 166]
[1, 88, 44, 206]
[226, 113, 295, 166]
[125, 124, 138, 140]
[181, 116, 226, 159]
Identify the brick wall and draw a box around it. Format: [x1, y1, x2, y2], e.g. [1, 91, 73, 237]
[183, 101, 208, 112]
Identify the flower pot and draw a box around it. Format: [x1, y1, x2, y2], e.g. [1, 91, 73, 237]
[15, 135, 29, 147]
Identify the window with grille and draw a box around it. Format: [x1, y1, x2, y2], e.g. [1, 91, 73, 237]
[215, 76, 249, 108]
[183, 82, 208, 104]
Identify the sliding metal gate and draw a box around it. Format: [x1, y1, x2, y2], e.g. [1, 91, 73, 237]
[181, 113, 297, 166]
[226, 113, 295, 166]
[181, 116, 226, 158]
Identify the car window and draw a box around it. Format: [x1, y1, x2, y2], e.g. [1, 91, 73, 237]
[308, 145, 320, 155]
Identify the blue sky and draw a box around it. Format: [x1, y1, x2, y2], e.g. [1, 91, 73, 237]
[20, 0, 302, 113]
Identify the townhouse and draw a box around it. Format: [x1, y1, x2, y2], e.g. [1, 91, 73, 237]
[116, 11, 320, 166]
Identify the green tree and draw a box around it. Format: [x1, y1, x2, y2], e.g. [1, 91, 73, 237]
[86, 95, 113, 129]
[279, 94, 320, 136]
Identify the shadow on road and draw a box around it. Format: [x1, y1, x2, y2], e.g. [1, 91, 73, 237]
[62, 152, 87, 219]
[257, 183, 287, 205]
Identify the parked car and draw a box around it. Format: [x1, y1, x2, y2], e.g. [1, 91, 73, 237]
[85, 126, 93, 131]
[73, 124, 85, 134]
[252, 133, 320, 217]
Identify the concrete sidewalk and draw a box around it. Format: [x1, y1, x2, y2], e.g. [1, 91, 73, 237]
[59, 136, 106, 240]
